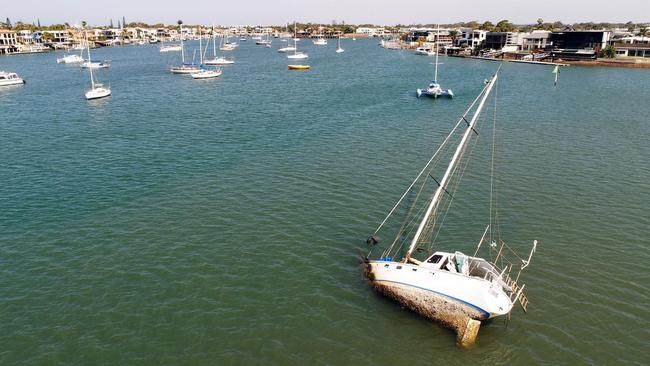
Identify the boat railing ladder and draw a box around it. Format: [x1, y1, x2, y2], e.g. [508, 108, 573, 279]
[505, 274, 529, 312]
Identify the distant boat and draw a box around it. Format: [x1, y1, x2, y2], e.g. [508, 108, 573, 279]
[417, 26, 453, 99]
[415, 46, 436, 56]
[191, 27, 222, 79]
[57, 52, 84, 63]
[81, 60, 110, 69]
[256, 33, 272, 46]
[191, 68, 222, 79]
[279, 23, 298, 53]
[336, 36, 344, 53]
[160, 45, 182, 52]
[313, 35, 327, 45]
[204, 26, 235, 65]
[287, 36, 308, 59]
[83, 30, 110, 100]
[170, 21, 200, 74]
[160, 36, 182, 53]
[288, 64, 309, 70]
[0, 71, 25, 86]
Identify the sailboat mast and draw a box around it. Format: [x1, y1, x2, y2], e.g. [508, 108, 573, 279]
[180, 22, 185, 64]
[199, 27, 203, 65]
[85, 30, 95, 89]
[434, 25, 439, 83]
[405, 73, 499, 260]
[213, 25, 217, 58]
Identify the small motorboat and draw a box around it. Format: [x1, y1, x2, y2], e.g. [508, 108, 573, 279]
[57, 54, 84, 63]
[81, 61, 110, 69]
[0, 71, 25, 86]
[415, 47, 436, 56]
[288, 65, 310, 70]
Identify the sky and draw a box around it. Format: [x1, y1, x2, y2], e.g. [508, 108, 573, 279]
[3, 0, 649, 26]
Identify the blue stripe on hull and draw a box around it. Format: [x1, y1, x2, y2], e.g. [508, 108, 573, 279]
[374, 279, 490, 319]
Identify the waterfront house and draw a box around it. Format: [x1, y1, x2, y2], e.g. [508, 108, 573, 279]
[0, 29, 18, 54]
[484, 32, 525, 52]
[458, 28, 487, 51]
[548, 31, 611, 61]
[549, 30, 610, 51]
[522, 30, 550, 50]
[613, 43, 650, 58]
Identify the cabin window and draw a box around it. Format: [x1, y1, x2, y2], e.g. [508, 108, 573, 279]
[427, 254, 443, 264]
[396, 266, 402, 270]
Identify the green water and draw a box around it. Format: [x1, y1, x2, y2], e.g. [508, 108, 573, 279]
[1, 40, 649, 365]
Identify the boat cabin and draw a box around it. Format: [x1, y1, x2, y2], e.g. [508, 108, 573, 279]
[421, 251, 509, 288]
[0, 72, 20, 80]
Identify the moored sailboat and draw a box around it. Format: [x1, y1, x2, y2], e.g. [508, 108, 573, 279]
[364, 71, 536, 346]
[170, 20, 201, 74]
[204, 26, 235, 65]
[83, 30, 110, 100]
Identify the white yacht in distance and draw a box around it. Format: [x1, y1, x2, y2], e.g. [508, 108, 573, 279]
[287, 36, 308, 59]
[313, 35, 327, 45]
[57, 49, 84, 63]
[204, 26, 235, 66]
[0, 71, 25, 86]
[160, 36, 182, 52]
[278, 22, 298, 53]
[81, 60, 110, 69]
[336, 36, 344, 53]
[190, 28, 222, 79]
[415, 46, 436, 56]
[83, 31, 111, 100]
[170, 21, 201, 74]
[364, 71, 536, 346]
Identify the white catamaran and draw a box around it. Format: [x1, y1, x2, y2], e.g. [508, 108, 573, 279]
[364, 71, 536, 346]
[417, 25, 452, 99]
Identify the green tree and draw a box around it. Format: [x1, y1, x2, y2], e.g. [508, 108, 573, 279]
[536, 18, 544, 28]
[495, 19, 514, 32]
[639, 26, 648, 42]
[41, 32, 54, 42]
[480, 21, 494, 31]
[601, 45, 616, 58]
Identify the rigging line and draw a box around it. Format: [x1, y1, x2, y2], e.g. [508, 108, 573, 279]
[384, 178, 431, 257]
[489, 77, 499, 242]
[428, 127, 482, 251]
[372, 82, 492, 235]
[387, 202, 431, 258]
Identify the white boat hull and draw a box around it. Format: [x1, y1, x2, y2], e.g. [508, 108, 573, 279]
[57, 55, 84, 63]
[191, 69, 222, 79]
[170, 66, 201, 74]
[204, 58, 234, 65]
[160, 46, 182, 52]
[0, 79, 25, 86]
[365, 259, 513, 344]
[85, 87, 111, 100]
[287, 53, 308, 59]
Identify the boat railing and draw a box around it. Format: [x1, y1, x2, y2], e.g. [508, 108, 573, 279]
[504, 273, 529, 312]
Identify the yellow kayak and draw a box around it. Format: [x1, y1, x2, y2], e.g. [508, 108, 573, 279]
[288, 65, 310, 70]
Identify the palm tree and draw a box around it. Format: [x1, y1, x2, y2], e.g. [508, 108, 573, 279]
[639, 26, 648, 43]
